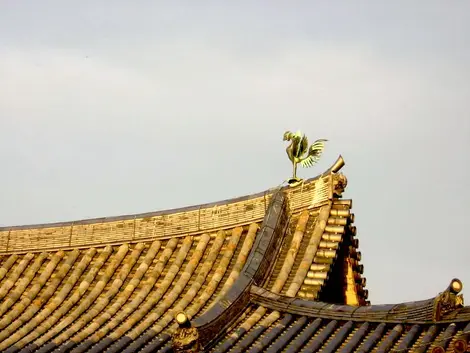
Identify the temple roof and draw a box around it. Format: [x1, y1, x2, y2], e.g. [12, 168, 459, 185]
[0, 156, 468, 353]
[209, 294, 470, 353]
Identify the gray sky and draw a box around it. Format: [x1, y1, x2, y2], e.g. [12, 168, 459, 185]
[1, 1, 469, 304]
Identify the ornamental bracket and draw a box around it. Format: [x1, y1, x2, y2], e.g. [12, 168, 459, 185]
[433, 278, 464, 321]
[172, 312, 201, 353]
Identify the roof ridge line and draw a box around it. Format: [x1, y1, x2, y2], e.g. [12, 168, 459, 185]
[0, 156, 345, 232]
[250, 286, 470, 324]
[192, 190, 289, 350]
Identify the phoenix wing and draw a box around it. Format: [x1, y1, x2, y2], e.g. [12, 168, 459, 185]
[300, 139, 327, 168]
[300, 134, 309, 156]
[292, 131, 308, 158]
[290, 132, 304, 158]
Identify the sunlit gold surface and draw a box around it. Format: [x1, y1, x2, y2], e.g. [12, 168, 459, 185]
[433, 279, 465, 321]
[330, 155, 345, 173]
[283, 130, 327, 182]
[1, 158, 343, 254]
[1, 133, 469, 353]
[176, 312, 188, 325]
[0, 152, 377, 352]
[344, 258, 360, 306]
[287, 178, 302, 187]
[172, 327, 200, 353]
[332, 173, 347, 196]
[451, 278, 463, 293]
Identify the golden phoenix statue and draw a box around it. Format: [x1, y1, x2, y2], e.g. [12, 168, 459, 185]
[283, 130, 327, 186]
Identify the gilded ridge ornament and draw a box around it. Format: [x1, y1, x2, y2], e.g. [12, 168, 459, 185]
[332, 173, 348, 196]
[172, 312, 200, 353]
[433, 278, 464, 321]
[283, 130, 327, 186]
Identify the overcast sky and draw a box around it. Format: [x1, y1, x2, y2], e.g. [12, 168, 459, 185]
[1, 1, 469, 304]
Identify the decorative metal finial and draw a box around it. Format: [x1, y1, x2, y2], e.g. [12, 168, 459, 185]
[283, 130, 327, 186]
[172, 312, 200, 352]
[433, 278, 464, 321]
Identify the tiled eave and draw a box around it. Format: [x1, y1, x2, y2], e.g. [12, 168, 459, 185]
[250, 286, 470, 325]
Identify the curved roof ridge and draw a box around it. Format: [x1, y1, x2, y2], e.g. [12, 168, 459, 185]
[250, 285, 469, 324]
[0, 157, 344, 254]
[1, 156, 344, 232]
[191, 191, 289, 350]
[1, 187, 270, 232]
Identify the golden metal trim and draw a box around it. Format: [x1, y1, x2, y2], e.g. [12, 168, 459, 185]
[331, 155, 345, 173]
[283, 130, 327, 184]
